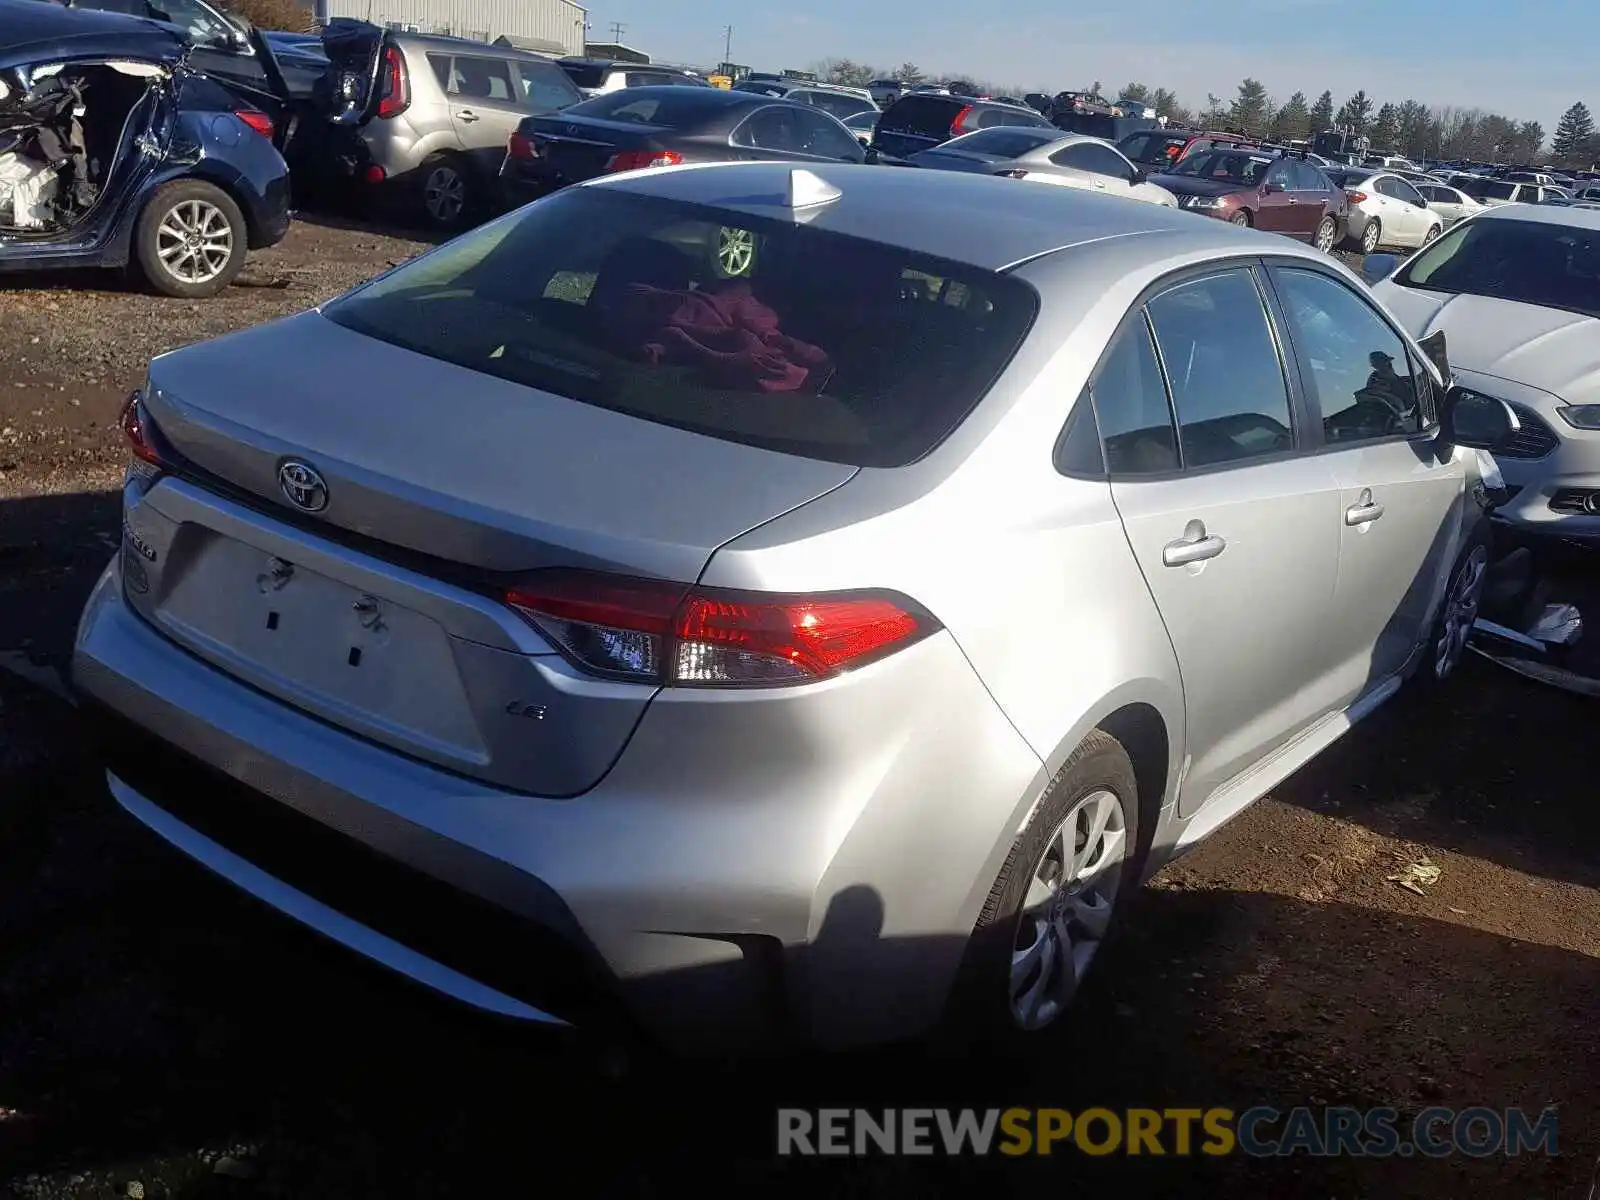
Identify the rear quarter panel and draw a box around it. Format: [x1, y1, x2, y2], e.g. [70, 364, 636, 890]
[700, 241, 1190, 870]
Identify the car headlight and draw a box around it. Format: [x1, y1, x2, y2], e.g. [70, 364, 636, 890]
[1182, 195, 1226, 209]
[1558, 404, 1600, 430]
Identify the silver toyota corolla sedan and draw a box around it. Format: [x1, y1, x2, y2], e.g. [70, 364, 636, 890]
[73, 163, 1513, 1054]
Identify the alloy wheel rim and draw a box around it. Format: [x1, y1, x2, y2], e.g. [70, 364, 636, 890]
[1009, 789, 1127, 1031]
[156, 199, 233, 284]
[425, 167, 465, 222]
[1316, 218, 1336, 251]
[717, 226, 755, 275]
[1362, 223, 1380, 253]
[1435, 544, 1488, 679]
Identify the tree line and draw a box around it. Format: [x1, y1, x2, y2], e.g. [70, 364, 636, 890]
[813, 60, 1587, 164]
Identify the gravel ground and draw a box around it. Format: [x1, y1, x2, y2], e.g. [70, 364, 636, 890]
[1, 224, 1597, 1198]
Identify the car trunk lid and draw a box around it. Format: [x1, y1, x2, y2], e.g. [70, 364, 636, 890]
[519, 111, 661, 183]
[131, 310, 855, 794]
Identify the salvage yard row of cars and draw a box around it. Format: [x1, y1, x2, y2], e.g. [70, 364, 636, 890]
[10, 0, 1600, 1055]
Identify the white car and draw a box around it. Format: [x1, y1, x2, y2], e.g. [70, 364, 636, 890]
[1326, 167, 1444, 253]
[1463, 179, 1566, 208]
[841, 108, 877, 146]
[1370, 204, 1600, 535]
[907, 130, 1178, 207]
[1413, 181, 1486, 228]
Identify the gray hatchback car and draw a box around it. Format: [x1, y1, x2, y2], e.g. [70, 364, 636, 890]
[74, 164, 1515, 1054]
[318, 23, 582, 228]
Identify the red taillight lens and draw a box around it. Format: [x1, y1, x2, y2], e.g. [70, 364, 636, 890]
[363, 163, 387, 184]
[505, 571, 935, 687]
[1347, 189, 1368, 204]
[948, 104, 974, 136]
[508, 132, 537, 160]
[375, 45, 409, 119]
[118, 392, 164, 468]
[235, 108, 274, 139]
[604, 149, 684, 173]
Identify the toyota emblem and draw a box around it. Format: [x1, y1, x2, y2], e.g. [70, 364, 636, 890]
[278, 460, 329, 513]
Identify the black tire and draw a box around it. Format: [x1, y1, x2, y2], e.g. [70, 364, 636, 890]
[946, 729, 1144, 1049]
[1314, 214, 1338, 253]
[1360, 218, 1382, 255]
[1413, 520, 1492, 689]
[1230, 210, 1252, 227]
[1422, 222, 1442, 245]
[415, 153, 473, 231]
[133, 180, 247, 299]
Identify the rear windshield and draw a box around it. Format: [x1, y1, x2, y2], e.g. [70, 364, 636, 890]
[1171, 149, 1274, 185]
[558, 62, 607, 89]
[879, 94, 963, 135]
[939, 128, 1059, 158]
[321, 188, 1038, 468]
[1118, 131, 1190, 166]
[802, 90, 875, 120]
[567, 88, 735, 126]
[1396, 216, 1600, 319]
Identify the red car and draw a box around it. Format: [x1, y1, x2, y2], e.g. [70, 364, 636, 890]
[1151, 148, 1349, 251]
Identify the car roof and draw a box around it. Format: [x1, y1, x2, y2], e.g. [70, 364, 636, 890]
[393, 30, 552, 61]
[589, 161, 1289, 272]
[0, 0, 185, 62]
[1472, 202, 1600, 231]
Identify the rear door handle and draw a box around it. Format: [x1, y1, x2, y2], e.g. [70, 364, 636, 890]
[1345, 488, 1385, 526]
[456, 109, 480, 122]
[1163, 519, 1227, 567]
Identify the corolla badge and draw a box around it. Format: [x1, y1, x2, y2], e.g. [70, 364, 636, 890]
[277, 460, 329, 513]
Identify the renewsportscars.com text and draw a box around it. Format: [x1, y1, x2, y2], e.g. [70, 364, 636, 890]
[776, 1106, 1559, 1158]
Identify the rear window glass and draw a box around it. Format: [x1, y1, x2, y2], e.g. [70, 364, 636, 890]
[1118, 131, 1190, 166]
[568, 89, 735, 126]
[941, 128, 1059, 158]
[321, 189, 1039, 468]
[558, 61, 607, 89]
[880, 94, 963, 135]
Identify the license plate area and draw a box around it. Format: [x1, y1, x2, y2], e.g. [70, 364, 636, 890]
[153, 533, 487, 763]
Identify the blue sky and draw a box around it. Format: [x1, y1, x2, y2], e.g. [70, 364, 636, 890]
[585, 1, 1597, 131]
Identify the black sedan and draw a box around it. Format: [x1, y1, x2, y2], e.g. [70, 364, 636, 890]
[500, 87, 867, 204]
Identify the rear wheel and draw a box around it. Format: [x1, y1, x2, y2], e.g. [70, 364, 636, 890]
[1422, 222, 1442, 246]
[1360, 218, 1382, 254]
[949, 730, 1143, 1046]
[133, 180, 247, 299]
[1314, 214, 1338, 252]
[417, 154, 472, 231]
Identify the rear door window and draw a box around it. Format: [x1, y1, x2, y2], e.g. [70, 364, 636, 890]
[1051, 142, 1133, 179]
[1090, 316, 1179, 475]
[450, 55, 517, 102]
[1145, 271, 1295, 468]
[514, 59, 583, 110]
[320, 188, 1038, 468]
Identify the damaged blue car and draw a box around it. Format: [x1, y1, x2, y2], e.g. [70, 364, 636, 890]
[0, 0, 289, 297]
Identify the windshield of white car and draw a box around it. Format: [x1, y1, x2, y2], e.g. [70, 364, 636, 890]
[1395, 217, 1600, 320]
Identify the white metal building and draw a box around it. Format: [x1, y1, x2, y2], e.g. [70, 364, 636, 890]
[314, 0, 588, 56]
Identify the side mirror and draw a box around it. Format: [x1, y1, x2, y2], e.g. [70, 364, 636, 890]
[1263, 178, 1285, 193]
[1130, 166, 1147, 185]
[1360, 252, 1400, 285]
[861, 146, 878, 164]
[1441, 386, 1518, 451]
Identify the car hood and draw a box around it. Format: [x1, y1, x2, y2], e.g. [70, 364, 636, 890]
[0, 1, 187, 69]
[1147, 175, 1242, 198]
[1373, 285, 1600, 403]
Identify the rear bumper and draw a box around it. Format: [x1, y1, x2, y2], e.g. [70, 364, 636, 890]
[73, 560, 1044, 1053]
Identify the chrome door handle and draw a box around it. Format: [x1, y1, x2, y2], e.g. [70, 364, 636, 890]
[456, 109, 480, 122]
[1093, 180, 1106, 188]
[1162, 519, 1227, 567]
[1345, 488, 1385, 526]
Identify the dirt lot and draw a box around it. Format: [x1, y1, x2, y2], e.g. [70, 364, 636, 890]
[1, 222, 1597, 1199]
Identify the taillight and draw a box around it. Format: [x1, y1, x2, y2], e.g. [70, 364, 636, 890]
[375, 45, 409, 119]
[604, 149, 684, 172]
[948, 104, 974, 136]
[235, 108, 274, 139]
[507, 132, 537, 160]
[118, 392, 165, 469]
[505, 571, 936, 688]
[1347, 189, 1368, 203]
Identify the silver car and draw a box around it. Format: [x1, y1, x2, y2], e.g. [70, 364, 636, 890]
[322, 26, 583, 228]
[74, 164, 1512, 1053]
